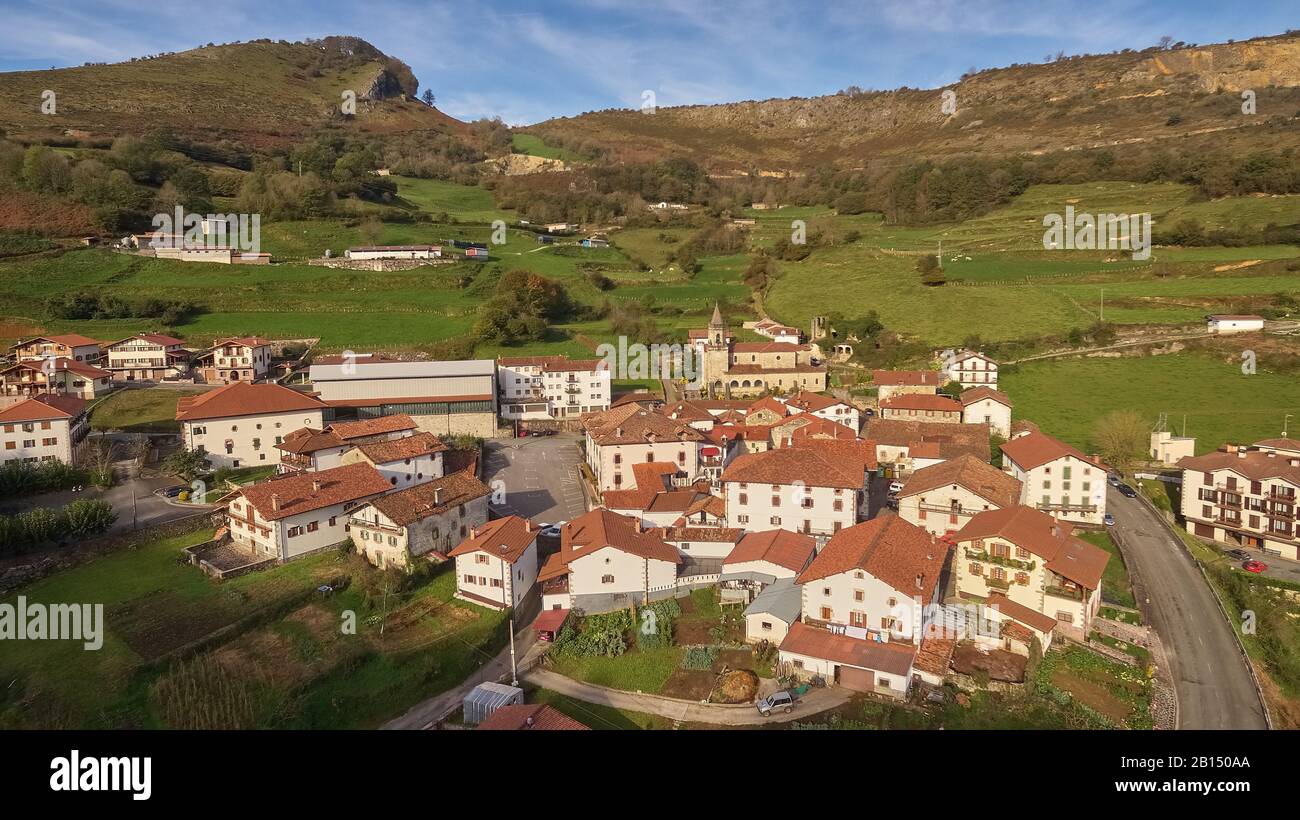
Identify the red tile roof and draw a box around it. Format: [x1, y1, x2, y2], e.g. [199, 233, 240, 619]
[954, 505, 1108, 589]
[275, 427, 345, 455]
[448, 515, 539, 564]
[1000, 431, 1103, 471]
[362, 473, 491, 526]
[798, 515, 949, 605]
[235, 463, 390, 521]
[110, 333, 185, 348]
[584, 405, 706, 446]
[541, 509, 681, 580]
[353, 432, 447, 464]
[784, 391, 846, 413]
[724, 529, 816, 573]
[960, 386, 1012, 407]
[721, 446, 868, 489]
[779, 622, 916, 676]
[12, 334, 101, 349]
[1178, 446, 1300, 486]
[477, 703, 588, 731]
[985, 593, 1057, 634]
[177, 382, 326, 421]
[731, 341, 809, 354]
[329, 414, 418, 440]
[897, 453, 1022, 508]
[0, 395, 85, 422]
[881, 394, 963, 413]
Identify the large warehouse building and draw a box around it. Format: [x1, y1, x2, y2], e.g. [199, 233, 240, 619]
[308, 355, 498, 437]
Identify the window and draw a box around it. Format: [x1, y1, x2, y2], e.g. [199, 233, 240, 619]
[1015, 547, 1030, 559]
[760, 621, 772, 631]
[1015, 572, 1029, 585]
[287, 526, 303, 537]
[820, 606, 832, 620]
[770, 516, 781, 526]
[853, 590, 864, 602]
[833, 499, 843, 512]
[1055, 611, 1074, 625]
[771, 495, 780, 506]
[602, 574, 615, 584]
[306, 521, 318, 533]
[476, 554, 489, 564]
[738, 493, 748, 505]
[969, 563, 983, 576]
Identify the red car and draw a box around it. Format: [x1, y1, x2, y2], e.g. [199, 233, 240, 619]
[1242, 560, 1268, 573]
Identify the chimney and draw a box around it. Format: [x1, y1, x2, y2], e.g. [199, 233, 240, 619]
[616, 426, 623, 437]
[525, 519, 532, 532]
[270, 494, 282, 512]
[1050, 524, 1059, 537]
[434, 487, 444, 505]
[312, 479, 323, 492]
[525, 716, 535, 727]
[915, 573, 923, 589]
[1237, 448, 1248, 459]
[470, 527, 477, 539]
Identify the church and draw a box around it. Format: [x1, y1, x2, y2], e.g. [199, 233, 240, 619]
[693, 305, 828, 398]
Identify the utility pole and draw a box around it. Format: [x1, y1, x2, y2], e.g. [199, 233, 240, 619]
[1100, 288, 1105, 322]
[937, 239, 943, 270]
[1285, 414, 1294, 437]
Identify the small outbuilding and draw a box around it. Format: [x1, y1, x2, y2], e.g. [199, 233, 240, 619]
[462, 682, 524, 725]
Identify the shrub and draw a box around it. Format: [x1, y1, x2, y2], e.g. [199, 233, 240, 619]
[682, 645, 719, 670]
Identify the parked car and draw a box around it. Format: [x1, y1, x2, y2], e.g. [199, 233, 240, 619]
[755, 690, 797, 717]
[1117, 484, 1137, 498]
[530, 430, 547, 437]
[1104, 513, 1115, 526]
[1226, 548, 1251, 560]
[1243, 560, 1268, 574]
[1107, 473, 1121, 487]
[539, 524, 563, 538]
[888, 481, 905, 494]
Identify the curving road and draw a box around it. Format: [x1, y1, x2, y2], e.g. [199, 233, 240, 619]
[1107, 486, 1267, 729]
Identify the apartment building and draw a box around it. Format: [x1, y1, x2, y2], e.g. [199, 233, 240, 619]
[196, 337, 272, 384]
[941, 349, 999, 389]
[225, 462, 392, 561]
[872, 370, 941, 403]
[960, 387, 1012, 438]
[865, 419, 992, 479]
[449, 516, 541, 611]
[104, 333, 189, 381]
[349, 472, 491, 570]
[796, 515, 949, 646]
[0, 358, 116, 400]
[10, 334, 103, 364]
[339, 431, 446, 488]
[537, 508, 682, 614]
[176, 382, 328, 469]
[1000, 430, 1108, 526]
[719, 443, 870, 537]
[879, 393, 963, 423]
[308, 356, 497, 437]
[497, 355, 611, 420]
[0, 394, 88, 465]
[275, 414, 420, 474]
[1178, 440, 1300, 559]
[952, 505, 1109, 639]
[897, 453, 1023, 536]
[583, 404, 709, 493]
[782, 390, 860, 430]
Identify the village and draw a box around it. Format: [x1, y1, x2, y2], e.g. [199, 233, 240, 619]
[0, 299, 1289, 732]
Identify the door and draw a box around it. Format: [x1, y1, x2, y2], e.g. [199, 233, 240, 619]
[835, 664, 875, 693]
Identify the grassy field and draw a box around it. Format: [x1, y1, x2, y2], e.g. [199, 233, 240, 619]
[1, 179, 1294, 357]
[0, 530, 509, 729]
[510, 133, 582, 162]
[1000, 352, 1300, 454]
[90, 387, 203, 433]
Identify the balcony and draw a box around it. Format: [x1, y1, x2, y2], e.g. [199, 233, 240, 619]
[1045, 585, 1085, 602]
[541, 577, 569, 596]
[964, 547, 1036, 572]
[1267, 488, 1298, 503]
[1036, 502, 1098, 514]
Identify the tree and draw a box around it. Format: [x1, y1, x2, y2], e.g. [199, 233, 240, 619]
[1093, 410, 1148, 477]
[422, 89, 435, 106]
[161, 449, 208, 482]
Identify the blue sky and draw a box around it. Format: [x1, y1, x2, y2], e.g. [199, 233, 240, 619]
[0, 0, 1295, 125]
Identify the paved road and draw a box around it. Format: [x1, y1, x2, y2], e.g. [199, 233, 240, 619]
[1107, 486, 1268, 729]
[382, 621, 543, 729]
[0, 473, 198, 534]
[524, 667, 851, 726]
[483, 434, 588, 524]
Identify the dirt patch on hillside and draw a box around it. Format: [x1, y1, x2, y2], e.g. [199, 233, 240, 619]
[662, 668, 716, 701]
[1050, 669, 1133, 724]
[711, 669, 758, 704]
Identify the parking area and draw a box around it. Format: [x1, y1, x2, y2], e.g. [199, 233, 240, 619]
[483, 433, 589, 525]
